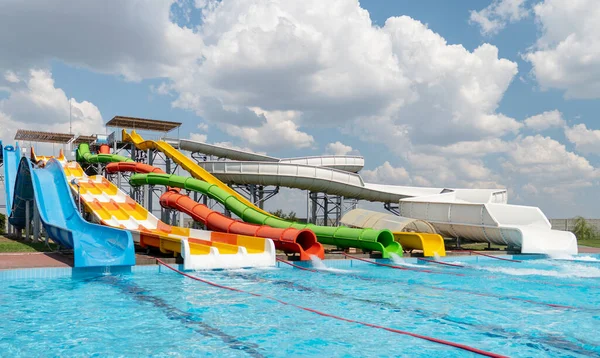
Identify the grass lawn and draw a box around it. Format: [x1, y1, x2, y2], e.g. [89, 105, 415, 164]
[577, 239, 600, 248]
[0, 235, 58, 253]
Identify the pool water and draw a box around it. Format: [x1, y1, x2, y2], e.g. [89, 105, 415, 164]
[1, 255, 599, 357]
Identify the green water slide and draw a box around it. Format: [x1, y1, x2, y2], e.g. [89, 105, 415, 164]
[76, 143, 133, 163]
[130, 173, 402, 258]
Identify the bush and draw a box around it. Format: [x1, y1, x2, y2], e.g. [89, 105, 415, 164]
[0, 213, 5, 234]
[270, 209, 298, 221]
[573, 216, 599, 241]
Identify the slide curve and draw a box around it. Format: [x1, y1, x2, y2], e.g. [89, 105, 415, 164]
[174, 137, 506, 204]
[105, 161, 324, 260]
[9, 157, 135, 267]
[124, 130, 402, 257]
[399, 194, 578, 255]
[175, 137, 365, 173]
[122, 130, 276, 218]
[76, 143, 132, 164]
[76, 144, 322, 259]
[64, 161, 275, 270]
[195, 161, 507, 204]
[129, 172, 403, 258]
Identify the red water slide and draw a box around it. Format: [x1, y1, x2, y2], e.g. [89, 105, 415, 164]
[106, 162, 324, 260]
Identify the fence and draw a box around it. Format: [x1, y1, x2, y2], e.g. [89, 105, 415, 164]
[550, 218, 600, 232]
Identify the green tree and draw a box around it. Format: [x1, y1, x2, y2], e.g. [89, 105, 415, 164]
[0, 213, 5, 234]
[285, 211, 298, 221]
[573, 216, 598, 241]
[270, 209, 297, 221]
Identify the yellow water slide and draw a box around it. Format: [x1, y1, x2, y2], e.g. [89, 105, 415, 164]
[63, 161, 275, 269]
[392, 232, 446, 257]
[340, 208, 446, 257]
[31, 147, 67, 165]
[122, 130, 275, 218]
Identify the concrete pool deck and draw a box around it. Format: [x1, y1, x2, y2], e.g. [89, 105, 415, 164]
[0, 246, 597, 270]
[0, 251, 374, 270]
[578, 245, 600, 253]
[0, 252, 181, 270]
[0, 252, 72, 270]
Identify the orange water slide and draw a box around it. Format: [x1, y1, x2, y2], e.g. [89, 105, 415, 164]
[99, 144, 111, 154]
[105, 162, 324, 260]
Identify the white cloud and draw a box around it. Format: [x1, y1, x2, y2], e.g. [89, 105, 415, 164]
[196, 122, 209, 132]
[0, 0, 204, 81]
[4, 71, 19, 83]
[0, 69, 104, 144]
[406, 152, 502, 188]
[361, 161, 412, 185]
[524, 110, 565, 131]
[362, 156, 502, 190]
[364, 134, 599, 200]
[345, 132, 599, 205]
[212, 141, 267, 156]
[456, 158, 495, 180]
[361, 19, 520, 148]
[422, 138, 510, 157]
[165, 2, 520, 154]
[382, 134, 598, 201]
[565, 123, 600, 154]
[3, 0, 597, 216]
[187, 123, 210, 143]
[150, 82, 173, 96]
[504, 135, 598, 193]
[470, 0, 529, 35]
[325, 141, 359, 156]
[0, 0, 521, 157]
[220, 109, 314, 150]
[522, 183, 538, 195]
[525, 0, 600, 98]
[173, 1, 412, 125]
[189, 133, 207, 142]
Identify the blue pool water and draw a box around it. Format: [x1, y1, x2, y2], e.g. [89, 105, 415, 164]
[1, 255, 599, 357]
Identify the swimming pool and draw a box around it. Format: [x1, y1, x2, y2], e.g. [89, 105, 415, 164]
[0, 255, 599, 357]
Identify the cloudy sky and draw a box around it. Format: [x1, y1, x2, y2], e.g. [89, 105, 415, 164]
[1, 0, 599, 218]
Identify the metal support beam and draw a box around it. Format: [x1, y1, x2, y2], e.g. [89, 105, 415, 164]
[129, 144, 137, 199]
[231, 184, 280, 209]
[33, 197, 41, 241]
[384, 202, 400, 216]
[147, 149, 153, 214]
[257, 186, 264, 210]
[308, 192, 348, 226]
[25, 200, 31, 241]
[162, 157, 172, 224]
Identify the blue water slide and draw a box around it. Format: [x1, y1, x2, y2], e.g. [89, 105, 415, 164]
[9, 157, 135, 267]
[3, 142, 20, 216]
